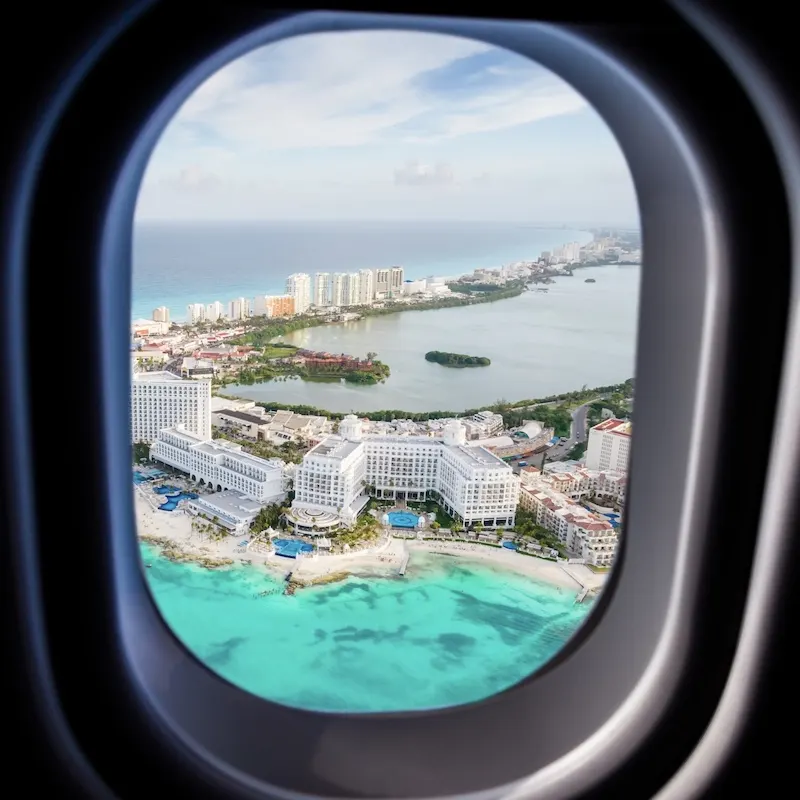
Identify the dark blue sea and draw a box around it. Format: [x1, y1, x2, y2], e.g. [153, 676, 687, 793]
[132, 220, 592, 320]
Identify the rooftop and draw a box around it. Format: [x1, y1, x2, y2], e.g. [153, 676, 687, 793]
[445, 444, 510, 469]
[132, 371, 185, 383]
[308, 436, 363, 461]
[191, 490, 262, 517]
[216, 408, 267, 425]
[593, 418, 632, 436]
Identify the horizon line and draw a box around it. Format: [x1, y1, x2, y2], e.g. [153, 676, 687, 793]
[133, 218, 640, 229]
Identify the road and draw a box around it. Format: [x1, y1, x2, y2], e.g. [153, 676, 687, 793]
[543, 397, 604, 462]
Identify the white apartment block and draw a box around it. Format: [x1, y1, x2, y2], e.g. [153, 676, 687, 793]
[152, 306, 170, 322]
[205, 301, 225, 322]
[551, 241, 582, 263]
[358, 269, 374, 304]
[228, 297, 249, 320]
[374, 266, 404, 297]
[186, 303, 205, 323]
[131, 372, 211, 443]
[150, 426, 287, 504]
[463, 410, 504, 440]
[291, 416, 519, 530]
[252, 295, 270, 317]
[330, 273, 345, 307]
[342, 272, 360, 306]
[585, 418, 632, 473]
[519, 484, 618, 567]
[403, 278, 427, 295]
[285, 273, 311, 314]
[313, 272, 330, 306]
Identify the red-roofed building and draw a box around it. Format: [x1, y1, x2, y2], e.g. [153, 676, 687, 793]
[585, 417, 632, 473]
[519, 483, 618, 567]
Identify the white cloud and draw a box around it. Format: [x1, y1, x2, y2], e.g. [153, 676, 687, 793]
[394, 161, 455, 186]
[136, 30, 636, 222]
[153, 30, 586, 156]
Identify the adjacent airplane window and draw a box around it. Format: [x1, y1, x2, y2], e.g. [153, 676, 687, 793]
[131, 30, 640, 713]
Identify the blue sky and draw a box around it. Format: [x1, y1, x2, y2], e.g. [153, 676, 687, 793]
[136, 30, 638, 224]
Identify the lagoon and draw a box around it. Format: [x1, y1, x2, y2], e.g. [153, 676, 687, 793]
[221, 264, 641, 413]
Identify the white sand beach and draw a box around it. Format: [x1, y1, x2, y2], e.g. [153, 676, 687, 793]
[134, 485, 608, 593]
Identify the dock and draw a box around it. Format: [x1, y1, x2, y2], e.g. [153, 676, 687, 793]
[574, 587, 589, 604]
[399, 552, 410, 576]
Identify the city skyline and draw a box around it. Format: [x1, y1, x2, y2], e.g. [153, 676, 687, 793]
[135, 30, 638, 224]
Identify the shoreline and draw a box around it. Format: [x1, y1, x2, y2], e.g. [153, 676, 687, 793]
[136, 489, 606, 595]
[132, 225, 595, 322]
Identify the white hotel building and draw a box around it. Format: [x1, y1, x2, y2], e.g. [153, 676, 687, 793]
[150, 425, 287, 504]
[130, 371, 211, 443]
[291, 415, 519, 531]
[585, 418, 632, 473]
[285, 273, 311, 314]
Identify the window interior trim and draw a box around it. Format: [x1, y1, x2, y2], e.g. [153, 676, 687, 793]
[5, 5, 792, 800]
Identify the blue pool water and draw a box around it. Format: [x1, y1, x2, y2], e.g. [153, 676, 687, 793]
[387, 511, 421, 529]
[273, 539, 315, 558]
[158, 491, 199, 511]
[141, 543, 593, 712]
[502, 541, 518, 550]
[154, 485, 181, 495]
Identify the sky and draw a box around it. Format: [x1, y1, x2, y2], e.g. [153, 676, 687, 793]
[135, 30, 638, 225]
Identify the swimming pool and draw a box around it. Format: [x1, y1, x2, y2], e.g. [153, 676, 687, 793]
[273, 539, 314, 558]
[133, 468, 168, 484]
[154, 485, 181, 495]
[158, 491, 199, 511]
[386, 511, 421, 529]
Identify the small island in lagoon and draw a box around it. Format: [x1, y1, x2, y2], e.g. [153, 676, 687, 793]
[424, 351, 491, 368]
[584, 278, 596, 283]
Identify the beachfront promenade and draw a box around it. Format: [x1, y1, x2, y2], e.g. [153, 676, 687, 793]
[135, 487, 607, 593]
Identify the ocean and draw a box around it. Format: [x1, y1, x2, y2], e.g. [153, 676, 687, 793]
[141, 543, 592, 713]
[132, 220, 593, 321]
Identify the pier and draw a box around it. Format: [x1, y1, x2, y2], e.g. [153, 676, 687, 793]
[399, 552, 410, 576]
[574, 587, 590, 604]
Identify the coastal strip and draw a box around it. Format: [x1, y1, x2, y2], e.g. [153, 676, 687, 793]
[136, 487, 602, 595]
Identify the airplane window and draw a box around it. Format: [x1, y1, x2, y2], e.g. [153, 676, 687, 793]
[130, 29, 640, 713]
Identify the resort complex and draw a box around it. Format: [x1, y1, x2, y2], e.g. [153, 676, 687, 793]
[290, 415, 519, 532]
[134, 363, 630, 572]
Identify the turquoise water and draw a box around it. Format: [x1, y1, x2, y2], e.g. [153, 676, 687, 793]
[386, 511, 420, 529]
[141, 543, 592, 712]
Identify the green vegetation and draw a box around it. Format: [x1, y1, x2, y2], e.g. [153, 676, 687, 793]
[500, 405, 572, 437]
[407, 497, 455, 529]
[250, 503, 284, 534]
[213, 431, 307, 464]
[447, 282, 520, 294]
[567, 442, 587, 460]
[261, 343, 301, 358]
[425, 351, 491, 368]
[132, 441, 151, 463]
[333, 513, 382, 550]
[585, 393, 632, 428]
[212, 282, 527, 352]
[244, 378, 635, 429]
[213, 355, 390, 389]
[512, 508, 567, 557]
